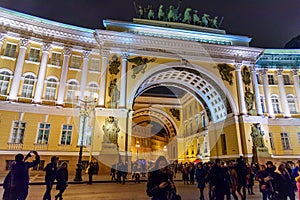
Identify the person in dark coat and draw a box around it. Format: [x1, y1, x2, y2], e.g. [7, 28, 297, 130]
[207, 158, 226, 200]
[43, 156, 59, 200]
[255, 164, 271, 200]
[273, 163, 295, 200]
[2, 171, 11, 200]
[55, 162, 68, 200]
[146, 156, 179, 200]
[87, 160, 95, 184]
[236, 156, 247, 200]
[9, 151, 40, 200]
[195, 162, 207, 200]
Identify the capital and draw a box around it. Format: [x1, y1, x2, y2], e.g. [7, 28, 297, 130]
[19, 38, 30, 48]
[0, 33, 7, 43]
[101, 49, 110, 58]
[121, 51, 129, 60]
[292, 69, 299, 76]
[276, 68, 283, 76]
[42, 43, 51, 52]
[82, 50, 91, 59]
[250, 64, 258, 72]
[260, 68, 268, 75]
[63, 47, 72, 56]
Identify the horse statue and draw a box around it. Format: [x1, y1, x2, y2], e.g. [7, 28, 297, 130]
[182, 7, 192, 24]
[193, 10, 201, 25]
[201, 13, 210, 27]
[167, 5, 175, 22]
[157, 4, 165, 21]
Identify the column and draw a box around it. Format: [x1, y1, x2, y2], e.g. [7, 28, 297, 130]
[79, 50, 90, 100]
[292, 69, 300, 111]
[33, 43, 51, 103]
[277, 69, 291, 117]
[56, 47, 71, 105]
[235, 64, 247, 115]
[250, 65, 263, 115]
[0, 33, 7, 53]
[119, 51, 129, 108]
[261, 69, 274, 118]
[8, 38, 30, 101]
[98, 49, 109, 107]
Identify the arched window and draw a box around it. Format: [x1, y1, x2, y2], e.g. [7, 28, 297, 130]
[87, 82, 99, 95]
[66, 81, 78, 102]
[271, 95, 280, 114]
[21, 75, 35, 98]
[287, 95, 297, 114]
[45, 78, 57, 101]
[0, 71, 12, 95]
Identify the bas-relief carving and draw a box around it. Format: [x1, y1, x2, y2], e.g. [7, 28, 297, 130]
[250, 123, 267, 150]
[108, 78, 120, 108]
[217, 63, 235, 85]
[244, 87, 255, 115]
[109, 54, 121, 75]
[127, 56, 156, 79]
[169, 108, 180, 121]
[242, 66, 251, 85]
[102, 116, 120, 145]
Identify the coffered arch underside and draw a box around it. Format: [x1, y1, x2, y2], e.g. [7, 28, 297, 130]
[132, 108, 178, 139]
[135, 69, 229, 123]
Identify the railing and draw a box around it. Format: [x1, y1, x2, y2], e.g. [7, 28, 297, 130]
[58, 144, 72, 151]
[7, 143, 23, 150]
[34, 143, 48, 150]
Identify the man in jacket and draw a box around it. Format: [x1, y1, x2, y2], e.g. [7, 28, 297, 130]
[43, 156, 59, 200]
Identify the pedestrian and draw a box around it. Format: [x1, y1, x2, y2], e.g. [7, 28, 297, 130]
[195, 162, 207, 200]
[9, 150, 40, 200]
[255, 164, 270, 200]
[146, 155, 181, 200]
[207, 158, 226, 200]
[189, 162, 195, 185]
[2, 171, 11, 200]
[292, 160, 300, 191]
[87, 160, 95, 184]
[55, 162, 68, 200]
[246, 166, 255, 195]
[236, 156, 247, 200]
[43, 156, 59, 200]
[110, 163, 116, 181]
[295, 169, 300, 200]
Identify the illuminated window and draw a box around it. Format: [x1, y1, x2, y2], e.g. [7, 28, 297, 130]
[21, 74, 35, 98]
[269, 132, 275, 150]
[70, 55, 81, 68]
[297, 133, 300, 144]
[36, 123, 50, 144]
[28, 48, 40, 62]
[283, 74, 291, 85]
[61, 124, 72, 145]
[45, 78, 57, 101]
[287, 95, 297, 114]
[271, 95, 280, 114]
[87, 83, 99, 95]
[4, 43, 17, 57]
[0, 71, 11, 95]
[66, 81, 78, 102]
[10, 121, 26, 144]
[90, 59, 100, 71]
[50, 52, 61, 66]
[280, 132, 291, 150]
[268, 74, 275, 85]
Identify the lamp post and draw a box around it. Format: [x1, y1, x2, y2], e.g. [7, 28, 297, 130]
[74, 91, 98, 182]
[136, 140, 140, 160]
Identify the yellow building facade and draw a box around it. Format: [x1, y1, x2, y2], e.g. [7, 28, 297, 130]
[0, 7, 300, 175]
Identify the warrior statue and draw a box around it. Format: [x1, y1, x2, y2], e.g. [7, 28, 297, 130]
[102, 116, 120, 144]
[157, 4, 165, 21]
[147, 5, 154, 20]
[193, 10, 201, 25]
[167, 5, 175, 22]
[182, 8, 192, 24]
[250, 123, 266, 148]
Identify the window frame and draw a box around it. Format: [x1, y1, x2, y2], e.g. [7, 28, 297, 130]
[44, 78, 57, 101]
[50, 52, 61, 66]
[21, 74, 36, 98]
[70, 55, 81, 69]
[36, 123, 51, 144]
[0, 71, 12, 95]
[9, 121, 26, 144]
[268, 74, 275, 85]
[4, 42, 17, 58]
[60, 124, 72, 145]
[280, 132, 291, 150]
[27, 47, 40, 62]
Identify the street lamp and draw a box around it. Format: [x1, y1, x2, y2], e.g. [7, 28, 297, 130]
[73, 91, 98, 182]
[136, 140, 140, 160]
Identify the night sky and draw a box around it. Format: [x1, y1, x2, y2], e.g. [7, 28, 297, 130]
[0, 0, 299, 48]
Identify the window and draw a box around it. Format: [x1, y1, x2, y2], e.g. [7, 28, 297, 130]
[87, 83, 99, 96]
[287, 95, 297, 114]
[260, 96, 265, 113]
[61, 124, 72, 145]
[36, 123, 50, 144]
[10, 121, 26, 143]
[269, 132, 275, 150]
[195, 117, 199, 132]
[281, 132, 291, 150]
[90, 59, 100, 71]
[298, 133, 300, 144]
[283, 75, 291, 85]
[190, 121, 193, 133]
[45, 78, 57, 101]
[4, 43, 17, 57]
[201, 115, 206, 129]
[271, 95, 280, 114]
[21, 75, 35, 98]
[256, 74, 261, 84]
[66, 81, 78, 102]
[221, 134, 227, 155]
[268, 74, 275, 85]
[28, 48, 40, 62]
[0, 71, 11, 95]
[50, 52, 61, 66]
[70, 55, 81, 68]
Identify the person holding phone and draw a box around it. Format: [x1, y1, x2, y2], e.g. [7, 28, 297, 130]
[9, 150, 40, 200]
